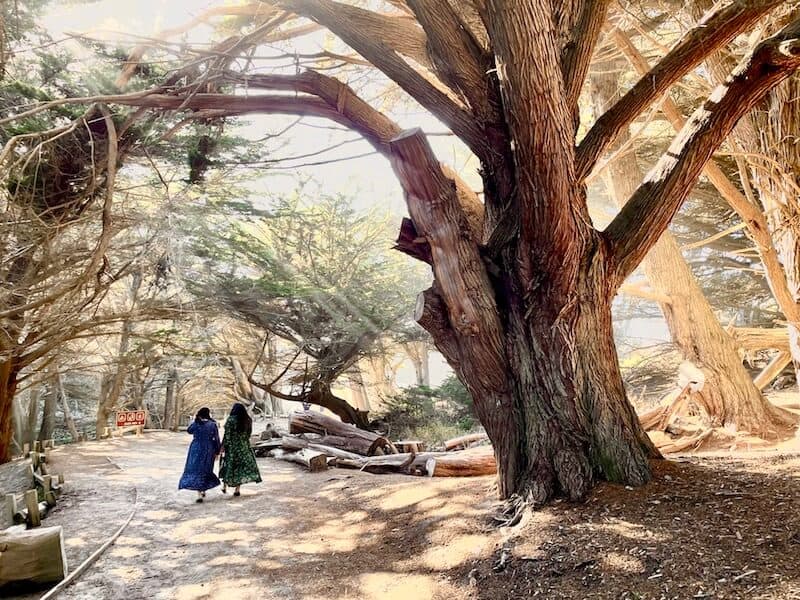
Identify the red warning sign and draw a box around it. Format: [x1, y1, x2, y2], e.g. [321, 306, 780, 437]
[116, 410, 147, 427]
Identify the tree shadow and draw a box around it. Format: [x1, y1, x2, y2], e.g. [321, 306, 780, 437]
[13, 433, 800, 600]
[448, 455, 800, 599]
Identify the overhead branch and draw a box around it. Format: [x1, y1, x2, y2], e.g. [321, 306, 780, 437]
[405, 0, 503, 129]
[271, 0, 431, 66]
[576, 0, 784, 181]
[610, 26, 800, 327]
[261, 0, 488, 157]
[561, 0, 612, 110]
[227, 71, 484, 244]
[226, 71, 401, 153]
[605, 16, 800, 284]
[101, 92, 356, 127]
[115, 3, 280, 89]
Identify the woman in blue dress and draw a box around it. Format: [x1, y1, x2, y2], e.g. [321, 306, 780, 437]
[179, 407, 221, 502]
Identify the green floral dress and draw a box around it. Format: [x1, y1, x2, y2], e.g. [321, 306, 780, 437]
[219, 415, 262, 487]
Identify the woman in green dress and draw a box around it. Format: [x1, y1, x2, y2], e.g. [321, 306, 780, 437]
[219, 402, 262, 496]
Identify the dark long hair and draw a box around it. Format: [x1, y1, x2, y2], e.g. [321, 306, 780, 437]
[229, 402, 252, 435]
[196, 407, 212, 421]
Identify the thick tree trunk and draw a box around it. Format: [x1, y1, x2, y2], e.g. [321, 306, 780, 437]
[0, 358, 21, 463]
[394, 129, 656, 503]
[592, 67, 792, 436]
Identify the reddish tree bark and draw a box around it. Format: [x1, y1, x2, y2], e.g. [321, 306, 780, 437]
[17, 1, 800, 501]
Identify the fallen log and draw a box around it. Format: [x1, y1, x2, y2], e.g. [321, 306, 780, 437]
[251, 439, 284, 457]
[0, 525, 68, 590]
[425, 447, 496, 477]
[444, 433, 488, 451]
[289, 411, 397, 455]
[279, 436, 365, 462]
[357, 446, 497, 477]
[271, 448, 328, 472]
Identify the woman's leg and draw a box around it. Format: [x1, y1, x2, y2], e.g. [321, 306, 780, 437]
[196, 491, 203, 503]
[234, 485, 241, 496]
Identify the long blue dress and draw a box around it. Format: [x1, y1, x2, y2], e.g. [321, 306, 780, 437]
[179, 419, 222, 491]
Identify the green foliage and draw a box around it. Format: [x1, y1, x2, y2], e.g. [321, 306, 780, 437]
[183, 190, 430, 382]
[377, 375, 476, 445]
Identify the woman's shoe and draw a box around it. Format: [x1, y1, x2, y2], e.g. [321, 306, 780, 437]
[196, 497, 203, 503]
[233, 491, 240, 497]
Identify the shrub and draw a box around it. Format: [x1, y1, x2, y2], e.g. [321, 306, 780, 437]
[377, 376, 477, 446]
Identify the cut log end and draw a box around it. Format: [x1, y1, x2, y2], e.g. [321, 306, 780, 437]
[0, 525, 67, 590]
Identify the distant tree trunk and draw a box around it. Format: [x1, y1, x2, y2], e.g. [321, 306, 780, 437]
[95, 269, 141, 436]
[38, 373, 57, 442]
[163, 367, 178, 431]
[733, 74, 800, 388]
[694, 0, 800, 394]
[0, 359, 23, 461]
[591, 68, 792, 436]
[265, 337, 282, 416]
[404, 341, 431, 387]
[350, 363, 370, 411]
[57, 372, 79, 442]
[231, 357, 258, 406]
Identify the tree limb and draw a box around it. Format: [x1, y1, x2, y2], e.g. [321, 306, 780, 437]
[404, 0, 502, 127]
[561, 0, 612, 110]
[261, 0, 488, 157]
[606, 16, 800, 283]
[576, 0, 785, 181]
[610, 25, 800, 326]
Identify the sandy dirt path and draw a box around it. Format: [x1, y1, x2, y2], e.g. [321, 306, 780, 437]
[9, 432, 800, 599]
[31, 432, 497, 600]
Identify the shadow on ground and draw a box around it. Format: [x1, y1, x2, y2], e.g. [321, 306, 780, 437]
[10, 433, 800, 600]
[454, 456, 800, 600]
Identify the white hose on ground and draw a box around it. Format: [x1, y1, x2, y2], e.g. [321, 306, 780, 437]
[39, 464, 138, 600]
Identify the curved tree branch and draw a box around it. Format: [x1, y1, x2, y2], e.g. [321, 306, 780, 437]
[576, 0, 785, 181]
[260, 0, 489, 158]
[606, 16, 800, 283]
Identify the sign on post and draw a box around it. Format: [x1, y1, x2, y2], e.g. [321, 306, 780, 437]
[116, 410, 147, 428]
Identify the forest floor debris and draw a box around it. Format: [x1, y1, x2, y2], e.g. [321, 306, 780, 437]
[5, 432, 800, 599]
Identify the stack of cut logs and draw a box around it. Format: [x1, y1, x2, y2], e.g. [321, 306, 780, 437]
[252, 412, 496, 478]
[0, 440, 68, 592]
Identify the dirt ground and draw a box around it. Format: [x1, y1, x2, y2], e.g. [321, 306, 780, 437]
[6, 431, 800, 600]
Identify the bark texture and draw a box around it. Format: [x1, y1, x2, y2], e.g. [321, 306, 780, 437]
[40, 1, 800, 500]
[592, 67, 793, 436]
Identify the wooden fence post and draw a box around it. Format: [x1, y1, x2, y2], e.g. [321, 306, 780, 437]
[4, 494, 17, 526]
[24, 489, 41, 527]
